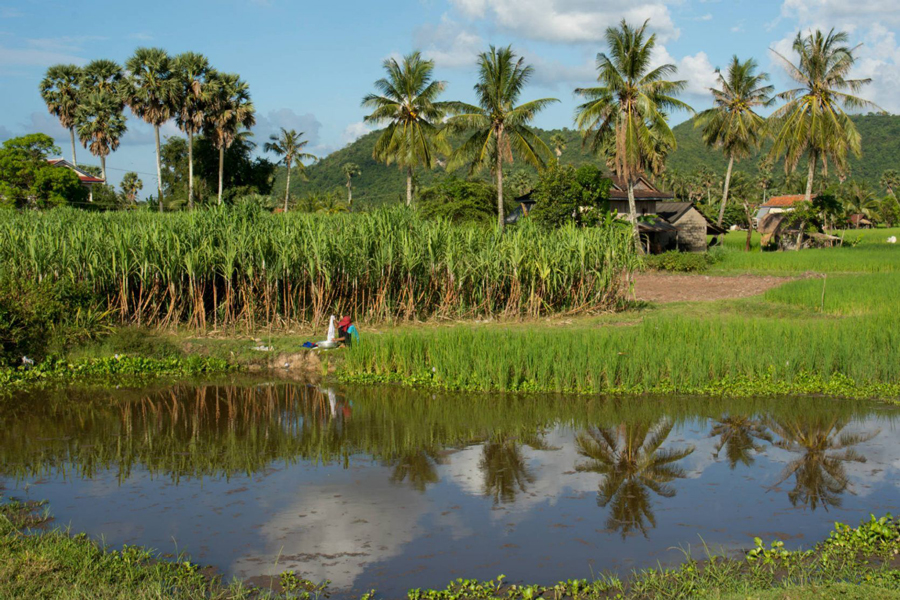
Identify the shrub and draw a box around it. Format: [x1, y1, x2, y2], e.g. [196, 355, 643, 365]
[417, 177, 497, 223]
[529, 164, 611, 228]
[644, 250, 717, 273]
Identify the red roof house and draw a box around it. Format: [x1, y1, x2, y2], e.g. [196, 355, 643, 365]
[47, 159, 105, 201]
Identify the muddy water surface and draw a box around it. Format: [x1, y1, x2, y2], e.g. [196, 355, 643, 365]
[1, 383, 898, 597]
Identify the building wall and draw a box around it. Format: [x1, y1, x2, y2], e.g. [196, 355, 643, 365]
[657, 208, 709, 252]
[609, 200, 657, 215]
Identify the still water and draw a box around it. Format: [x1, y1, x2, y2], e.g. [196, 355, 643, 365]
[1, 382, 898, 597]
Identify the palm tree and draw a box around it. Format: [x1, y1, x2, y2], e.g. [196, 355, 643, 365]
[264, 128, 316, 212]
[341, 162, 361, 207]
[696, 166, 719, 206]
[75, 91, 127, 181]
[769, 29, 877, 202]
[549, 132, 567, 162]
[575, 20, 691, 251]
[446, 46, 558, 230]
[709, 415, 772, 469]
[39, 64, 82, 165]
[204, 72, 256, 205]
[843, 181, 879, 226]
[389, 449, 443, 492]
[479, 434, 534, 505]
[120, 172, 143, 204]
[362, 52, 449, 207]
[696, 57, 774, 227]
[173, 52, 213, 209]
[880, 169, 899, 197]
[767, 415, 877, 511]
[80, 59, 124, 95]
[125, 48, 177, 212]
[575, 420, 694, 538]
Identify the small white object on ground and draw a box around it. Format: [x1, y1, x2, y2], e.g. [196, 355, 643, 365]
[887, 236, 897, 244]
[251, 345, 273, 351]
[21, 356, 34, 367]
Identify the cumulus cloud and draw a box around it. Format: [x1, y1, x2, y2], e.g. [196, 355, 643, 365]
[340, 121, 372, 146]
[416, 16, 483, 69]
[448, 0, 679, 43]
[253, 108, 322, 144]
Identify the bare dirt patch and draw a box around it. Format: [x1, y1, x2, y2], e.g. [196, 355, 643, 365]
[631, 273, 794, 303]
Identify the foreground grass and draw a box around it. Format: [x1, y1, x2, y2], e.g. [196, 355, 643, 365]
[3, 497, 899, 599]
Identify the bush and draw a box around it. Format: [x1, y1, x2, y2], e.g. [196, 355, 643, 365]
[418, 177, 498, 223]
[644, 250, 717, 273]
[529, 164, 611, 228]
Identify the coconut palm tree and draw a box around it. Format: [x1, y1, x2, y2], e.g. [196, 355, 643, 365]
[709, 415, 772, 469]
[767, 415, 877, 511]
[342, 162, 361, 207]
[204, 72, 256, 205]
[575, 20, 691, 251]
[480, 434, 534, 505]
[120, 172, 143, 204]
[575, 420, 694, 538]
[39, 64, 82, 165]
[264, 128, 316, 212]
[446, 46, 558, 230]
[696, 57, 774, 227]
[769, 29, 877, 202]
[362, 52, 449, 207]
[880, 169, 899, 197]
[125, 48, 177, 212]
[75, 91, 127, 181]
[550, 132, 567, 162]
[173, 52, 213, 209]
[843, 181, 880, 226]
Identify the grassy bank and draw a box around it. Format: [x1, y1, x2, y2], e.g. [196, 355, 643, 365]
[3, 496, 899, 599]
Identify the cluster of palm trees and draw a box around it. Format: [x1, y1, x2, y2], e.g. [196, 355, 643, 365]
[363, 22, 875, 247]
[40, 49, 255, 209]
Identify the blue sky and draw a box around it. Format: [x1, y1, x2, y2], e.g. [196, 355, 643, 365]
[2, 0, 899, 193]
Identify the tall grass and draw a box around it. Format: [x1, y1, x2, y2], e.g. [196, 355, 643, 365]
[0, 207, 638, 329]
[765, 273, 900, 316]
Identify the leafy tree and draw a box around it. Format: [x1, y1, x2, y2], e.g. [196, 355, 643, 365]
[549, 132, 567, 162]
[695, 56, 774, 226]
[173, 52, 214, 209]
[446, 45, 558, 230]
[575, 20, 690, 251]
[342, 162, 360, 207]
[120, 172, 143, 204]
[204, 72, 256, 204]
[530, 164, 612, 227]
[0, 134, 86, 208]
[769, 29, 877, 202]
[75, 60, 126, 181]
[39, 64, 82, 166]
[125, 48, 176, 211]
[879, 195, 900, 227]
[417, 177, 497, 223]
[880, 169, 899, 197]
[362, 51, 450, 207]
[264, 128, 316, 212]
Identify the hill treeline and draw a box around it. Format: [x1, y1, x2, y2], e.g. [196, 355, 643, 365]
[284, 113, 900, 207]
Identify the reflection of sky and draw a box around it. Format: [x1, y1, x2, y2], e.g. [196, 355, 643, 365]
[4, 409, 900, 598]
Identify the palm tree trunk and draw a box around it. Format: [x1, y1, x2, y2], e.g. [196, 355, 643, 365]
[217, 146, 224, 205]
[100, 155, 106, 182]
[69, 128, 77, 167]
[155, 125, 163, 212]
[284, 159, 292, 213]
[406, 166, 413, 207]
[718, 155, 734, 227]
[188, 131, 194, 210]
[805, 151, 816, 201]
[496, 132, 505, 230]
[347, 177, 353, 207]
[627, 180, 642, 254]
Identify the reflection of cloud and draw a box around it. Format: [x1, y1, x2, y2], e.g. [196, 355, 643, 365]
[230, 468, 428, 589]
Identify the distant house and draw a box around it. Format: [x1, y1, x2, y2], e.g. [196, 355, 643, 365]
[655, 202, 726, 252]
[755, 194, 812, 223]
[608, 176, 673, 215]
[848, 213, 873, 228]
[47, 159, 105, 202]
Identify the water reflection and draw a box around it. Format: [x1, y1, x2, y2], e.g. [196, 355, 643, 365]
[1, 383, 897, 597]
[575, 421, 694, 537]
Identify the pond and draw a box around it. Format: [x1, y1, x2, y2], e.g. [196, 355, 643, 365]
[1, 382, 898, 597]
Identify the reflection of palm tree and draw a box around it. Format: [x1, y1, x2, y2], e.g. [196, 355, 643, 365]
[389, 449, 442, 492]
[768, 416, 877, 511]
[576, 421, 694, 538]
[480, 435, 535, 505]
[710, 415, 772, 469]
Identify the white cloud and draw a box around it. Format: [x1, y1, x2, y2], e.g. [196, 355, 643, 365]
[340, 121, 372, 146]
[448, 0, 679, 44]
[781, 0, 900, 29]
[253, 108, 322, 145]
[651, 46, 717, 99]
[417, 16, 483, 69]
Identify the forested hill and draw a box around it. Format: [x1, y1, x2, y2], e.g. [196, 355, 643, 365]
[283, 113, 900, 206]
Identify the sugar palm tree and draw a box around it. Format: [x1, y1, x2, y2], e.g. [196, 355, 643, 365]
[264, 128, 317, 212]
[446, 46, 558, 229]
[204, 72, 256, 205]
[75, 91, 127, 181]
[39, 64, 82, 165]
[125, 48, 177, 212]
[173, 52, 213, 209]
[769, 29, 877, 202]
[362, 52, 449, 207]
[880, 169, 899, 197]
[575, 420, 694, 538]
[342, 162, 361, 207]
[549, 132, 567, 162]
[696, 57, 774, 226]
[80, 59, 124, 96]
[575, 20, 690, 251]
[120, 172, 143, 204]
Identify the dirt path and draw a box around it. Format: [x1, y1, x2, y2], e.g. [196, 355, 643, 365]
[630, 273, 794, 303]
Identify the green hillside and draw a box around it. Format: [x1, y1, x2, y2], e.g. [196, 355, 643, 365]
[282, 114, 900, 206]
